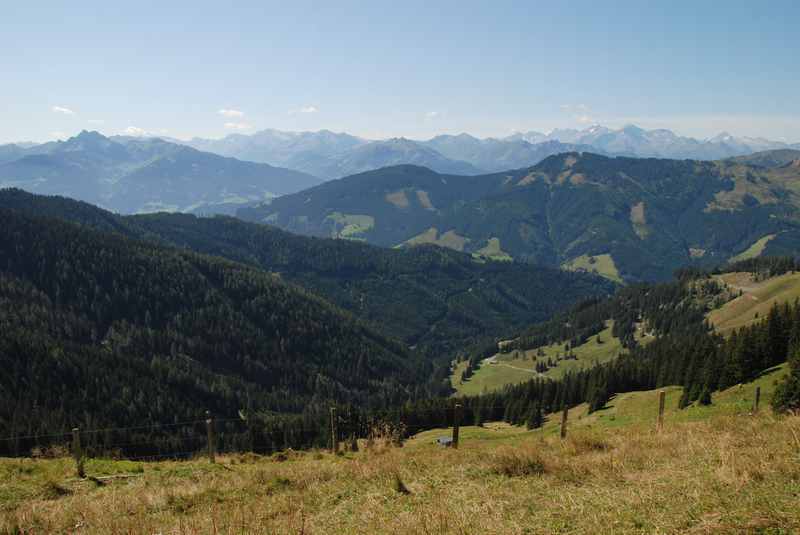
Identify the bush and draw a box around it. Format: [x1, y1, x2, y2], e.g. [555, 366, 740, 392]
[41, 479, 72, 500]
[568, 433, 611, 454]
[391, 472, 411, 495]
[489, 449, 546, 477]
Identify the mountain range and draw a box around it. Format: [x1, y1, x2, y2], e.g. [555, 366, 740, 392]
[0, 131, 320, 214]
[181, 129, 604, 177]
[238, 150, 800, 282]
[183, 125, 800, 177]
[508, 124, 800, 160]
[185, 130, 487, 177]
[4, 126, 798, 215]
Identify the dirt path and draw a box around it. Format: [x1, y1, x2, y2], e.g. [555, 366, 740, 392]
[498, 363, 539, 374]
[482, 355, 541, 375]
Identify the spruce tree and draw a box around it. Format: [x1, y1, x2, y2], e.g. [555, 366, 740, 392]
[772, 346, 800, 413]
[698, 387, 712, 406]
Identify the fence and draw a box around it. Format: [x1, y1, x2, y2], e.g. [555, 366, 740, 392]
[1, 386, 763, 477]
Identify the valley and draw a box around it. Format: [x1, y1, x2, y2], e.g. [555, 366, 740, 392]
[0, 189, 614, 361]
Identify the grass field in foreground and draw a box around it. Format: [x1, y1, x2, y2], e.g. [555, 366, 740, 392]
[709, 271, 800, 334]
[2, 365, 797, 534]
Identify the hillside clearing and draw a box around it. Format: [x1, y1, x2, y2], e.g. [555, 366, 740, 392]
[2, 366, 797, 534]
[474, 237, 513, 262]
[709, 271, 800, 333]
[401, 227, 470, 252]
[453, 321, 633, 395]
[728, 234, 777, 263]
[324, 212, 375, 239]
[562, 254, 622, 283]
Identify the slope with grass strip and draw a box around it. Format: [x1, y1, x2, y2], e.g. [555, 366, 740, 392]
[709, 271, 800, 333]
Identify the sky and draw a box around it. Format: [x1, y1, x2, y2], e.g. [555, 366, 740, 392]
[1, 0, 799, 144]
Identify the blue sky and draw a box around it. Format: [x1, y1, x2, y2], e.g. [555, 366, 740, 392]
[2, 0, 798, 143]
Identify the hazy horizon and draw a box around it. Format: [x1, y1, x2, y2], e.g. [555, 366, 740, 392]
[14, 121, 800, 147]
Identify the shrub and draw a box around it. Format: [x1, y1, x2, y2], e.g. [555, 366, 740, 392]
[489, 449, 546, 477]
[391, 472, 411, 495]
[41, 479, 72, 500]
[568, 433, 611, 454]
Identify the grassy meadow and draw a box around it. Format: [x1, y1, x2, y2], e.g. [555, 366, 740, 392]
[453, 321, 640, 396]
[2, 365, 798, 534]
[709, 271, 800, 334]
[561, 254, 623, 283]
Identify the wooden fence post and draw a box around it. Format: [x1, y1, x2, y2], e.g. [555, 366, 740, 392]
[330, 407, 338, 454]
[205, 411, 216, 464]
[560, 406, 569, 439]
[754, 386, 761, 413]
[452, 403, 462, 448]
[657, 390, 666, 431]
[72, 427, 84, 477]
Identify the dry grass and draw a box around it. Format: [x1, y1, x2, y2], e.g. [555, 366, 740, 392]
[2, 408, 799, 534]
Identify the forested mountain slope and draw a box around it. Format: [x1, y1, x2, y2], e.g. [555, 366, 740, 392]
[0, 208, 425, 447]
[239, 152, 800, 281]
[0, 189, 614, 361]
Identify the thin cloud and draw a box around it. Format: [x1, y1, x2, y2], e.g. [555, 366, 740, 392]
[49, 131, 67, 139]
[52, 106, 76, 115]
[122, 126, 147, 136]
[289, 105, 319, 115]
[224, 122, 252, 131]
[425, 111, 440, 120]
[120, 126, 169, 137]
[560, 104, 589, 112]
[218, 109, 245, 118]
[560, 104, 594, 125]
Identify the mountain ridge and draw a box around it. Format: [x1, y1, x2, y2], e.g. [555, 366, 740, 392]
[173, 124, 800, 176]
[0, 131, 321, 214]
[238, 150, 800, 281]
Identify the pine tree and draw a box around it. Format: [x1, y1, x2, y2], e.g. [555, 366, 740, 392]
[698, 387, 712, 406]
[678, 388, 690, 409]
[772, 346, 800, 413]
